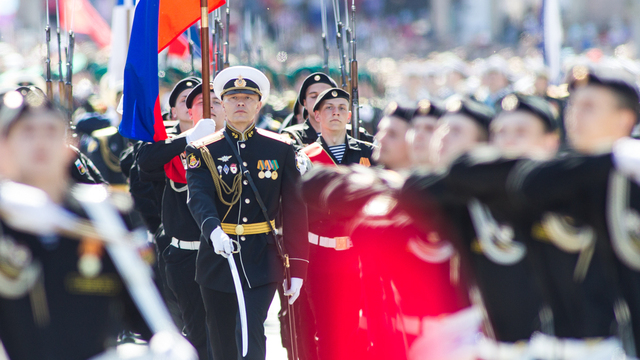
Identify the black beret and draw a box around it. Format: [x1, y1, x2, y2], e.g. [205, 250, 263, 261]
[383, 102, 416, 122]
[298, 72, 338, 107]
[497, 93, 559, 132]
[186, 82, 214, 109]
[313, 88, 350, 112]
[415, 99, 445, 119]
[568, 65, 640, 111]
[444, 98, 495, 132]
[0, 89, 62, 135]
[168, 77, 201, 108]
[221, 76, 262, 99]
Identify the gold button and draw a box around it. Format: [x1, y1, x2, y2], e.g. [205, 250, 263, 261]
[243, 217, 248, 222]
[240, 236, 246, 241]
[240, 143, 246, 148]
[245, 198, 250, 204]
[243, 162, 247, 166]
[235, 224, 245, 235]
[243, 180, 248, 185]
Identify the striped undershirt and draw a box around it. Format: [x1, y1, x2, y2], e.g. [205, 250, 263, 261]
[328, 144, 346, 163]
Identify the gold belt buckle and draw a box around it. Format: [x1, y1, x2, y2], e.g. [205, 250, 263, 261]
[335, 237, 350, 250]
[235, 225, 245, 235]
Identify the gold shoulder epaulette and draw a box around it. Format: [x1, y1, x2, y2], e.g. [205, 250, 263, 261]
[257, 128, 293, 145]
[194, 130, 224, 148]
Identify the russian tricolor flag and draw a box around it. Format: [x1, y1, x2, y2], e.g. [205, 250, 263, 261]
[119, 0, 224, 181]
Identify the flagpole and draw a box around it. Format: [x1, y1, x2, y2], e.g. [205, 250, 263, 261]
[200, 0, 211, 119]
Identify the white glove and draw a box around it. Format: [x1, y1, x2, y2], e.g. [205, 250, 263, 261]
[283, 277, 304, 305]
[210, 226, 232, 258]
[612, 137, 640, 185]
[186, 118, 216, 143]
[148, 331, 198, 360]
[0, 182, 76, 236]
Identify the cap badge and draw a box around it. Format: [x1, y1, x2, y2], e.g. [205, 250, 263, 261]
[235, 76, 247, 87]
[501, 94, 519, 111]
[186, 81, 193, 87]
[314, 75, 321, 81]
[446, 99, 462, 112]
[417, 99, 431, 115]
[331, 90, 338, 97]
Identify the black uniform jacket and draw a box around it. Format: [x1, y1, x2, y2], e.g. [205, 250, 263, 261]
[0, 186, 149, 360]
[138, 134, 202, 242]
[185, 123, 309, 292]
[400, 153, 544, 342]
[282, 118, 374, 147]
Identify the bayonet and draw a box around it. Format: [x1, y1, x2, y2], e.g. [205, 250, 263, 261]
[65, 30, 75, 117]
[55, 0, 64, 104]
[44, 0, 53, 101]
[332, 0, 348, 89]
[320, 0, 329, 75]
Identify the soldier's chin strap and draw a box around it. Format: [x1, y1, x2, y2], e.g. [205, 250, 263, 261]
[223, 131, 300, 360]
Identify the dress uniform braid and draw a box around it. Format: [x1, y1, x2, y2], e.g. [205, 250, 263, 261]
[200, 145, 243, 221]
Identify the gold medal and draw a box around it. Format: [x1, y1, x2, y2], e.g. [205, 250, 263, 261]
[78, 254, 102, 278]
[257, 160, 265, 179]
[271, 171, 278, 180]
[235, 224, 245, 235]
[258, 171, 265, 179]
[265, 170, 272, 178]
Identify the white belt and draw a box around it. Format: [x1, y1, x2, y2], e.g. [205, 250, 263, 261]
[308, 232, 353, 251]
[171, 238, 200, 250]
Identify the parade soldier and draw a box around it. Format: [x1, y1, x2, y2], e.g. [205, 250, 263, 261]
[0, 89, 196, 360]
[507, 66, 640, 353]
[138, 77, 220, 360]
[400, 95, 560, 344]
[406, 99, 445, 168]
[299, 87, 375, 360]
[373, 102, 417, 171]
[282, 72, 373, 147]
[185, 66, 309, 360]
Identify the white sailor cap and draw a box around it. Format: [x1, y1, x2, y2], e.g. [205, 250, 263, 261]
[213, 66, 270, 105]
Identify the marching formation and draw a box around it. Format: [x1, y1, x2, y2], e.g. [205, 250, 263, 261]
[2, 1, 640, 360]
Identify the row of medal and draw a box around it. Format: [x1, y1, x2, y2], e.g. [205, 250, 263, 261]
[216, 160, 280, 180]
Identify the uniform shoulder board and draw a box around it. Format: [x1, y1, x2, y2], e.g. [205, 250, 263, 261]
[257, 128, 293, 144]
[194, 130, 224, 148]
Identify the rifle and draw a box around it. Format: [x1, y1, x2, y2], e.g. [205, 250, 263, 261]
[349, 0, 359, 140]
[44, 0, 53, 102]
[213, 9, 223, 77]
[343, 0, 352, 87]
[65, 30, 75, 117]
[55, 0, 65, 105]
[320, 0, 329, 75]
[188, 28, 195, 76]
[331, 0, 348, 89]
[223, 1, 230, 69]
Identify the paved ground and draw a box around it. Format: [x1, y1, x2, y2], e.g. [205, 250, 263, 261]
[0, 296, 288, 360]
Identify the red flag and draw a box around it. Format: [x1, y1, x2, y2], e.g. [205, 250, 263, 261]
[60, 0, 112, 48]
[159, 0, 224, 52]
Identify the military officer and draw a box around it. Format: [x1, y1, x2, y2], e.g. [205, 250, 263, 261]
[138, 77, 220, 360]
[185, 66, 309, 360]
